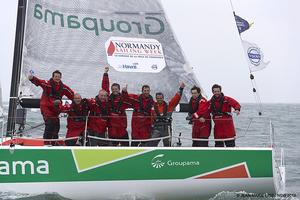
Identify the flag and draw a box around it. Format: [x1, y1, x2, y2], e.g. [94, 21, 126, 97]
[242, 40, 270, 72]
[234, 12, 250, 34]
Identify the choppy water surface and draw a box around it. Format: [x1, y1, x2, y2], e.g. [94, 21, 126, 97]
[0, 103, 299, 199]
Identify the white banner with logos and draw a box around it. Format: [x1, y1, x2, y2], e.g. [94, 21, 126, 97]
[106, 37, 166, 73]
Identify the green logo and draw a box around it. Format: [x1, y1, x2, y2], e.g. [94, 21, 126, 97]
[0, 160, 49, 176]
[33, 4, 165, 36]
[151, 154, 200, 169]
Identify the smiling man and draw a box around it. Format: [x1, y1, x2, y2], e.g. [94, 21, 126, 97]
[127, 85, 154, 146]
[55, 93, 89, 146]
[147, 82, 185, 147]
[209, 84, 241, 147]
[29, 70, 74, 144]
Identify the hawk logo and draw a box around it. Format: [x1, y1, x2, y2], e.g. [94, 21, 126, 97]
[151, 154, 165, 169]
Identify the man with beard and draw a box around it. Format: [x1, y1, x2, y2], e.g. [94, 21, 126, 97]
[209, 84, 241, 147]
[127, 85, 154, 146]
[106, 68, 132, 146]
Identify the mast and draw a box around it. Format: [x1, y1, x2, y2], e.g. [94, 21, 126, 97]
[6, 0, 27, 136]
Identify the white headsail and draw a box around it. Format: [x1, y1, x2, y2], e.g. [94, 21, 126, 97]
[18, 0, 200, 102]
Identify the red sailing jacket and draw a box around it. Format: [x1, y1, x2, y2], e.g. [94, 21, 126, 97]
[86, 73, 110, 135]
[108, 91, 132, 138]
[30, 76, 74, 119]
[151, 92, 181, 124]
[127, 94, 154, 139]
[87, 98, 109, 135]
[58, 102, 89, 138]
[209, 94, 241, 139]
[101, 73, 110, 94]
[192, 97, 211, 138]
[103, 73, 132, 138]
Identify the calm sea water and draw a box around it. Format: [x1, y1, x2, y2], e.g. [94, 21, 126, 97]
[0, 103, 299, 200]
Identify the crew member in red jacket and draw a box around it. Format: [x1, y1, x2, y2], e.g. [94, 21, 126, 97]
[209, 84, 241, 147]
[86, 67, 110, 146]
[187, 86, 211, 147]
[55, 93, 89, 146]
[106, 68, 132, 146]
[29, 70, 74, 142]
[127, 85, 154, 146]
[147, 82, 185, 147]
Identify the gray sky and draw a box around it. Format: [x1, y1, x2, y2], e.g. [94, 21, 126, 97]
[0, 0, 299, 103]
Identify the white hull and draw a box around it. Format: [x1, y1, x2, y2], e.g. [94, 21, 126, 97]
[1, 178, 275, 200]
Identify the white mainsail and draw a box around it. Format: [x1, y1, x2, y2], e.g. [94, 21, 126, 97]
[18, 0, 200, 102]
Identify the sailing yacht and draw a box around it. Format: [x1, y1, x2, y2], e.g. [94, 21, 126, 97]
[0, 0, 285, 199]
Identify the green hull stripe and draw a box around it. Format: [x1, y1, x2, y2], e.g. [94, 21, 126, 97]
[0, 148, 273, 183]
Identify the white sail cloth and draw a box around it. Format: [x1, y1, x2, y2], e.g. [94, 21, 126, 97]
[18, 0, 200, 102]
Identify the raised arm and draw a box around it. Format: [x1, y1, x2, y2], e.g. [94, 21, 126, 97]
[123, 89, 139, 108]
[121, 84, 135, 109]
[102, 66, 110, 94]
[167, 82, 185, 112]
[29, 76, 49, 90]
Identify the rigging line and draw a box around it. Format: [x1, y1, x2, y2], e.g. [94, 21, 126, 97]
[83, 111, 90, 147]
[10, 136, 79, 142]
[172, 135, 236, 142]
[240, 117, 253, 138]
[228, 0, 264, 115]
[251, 78, 263, 114]
[88, 135, 171, 142]
[17, 122, 45, 134]
[23, 122, 44, 129]
[14, 114, 67, 135]
[229, 0, 235, 12]
[252, 79, 263, 104]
